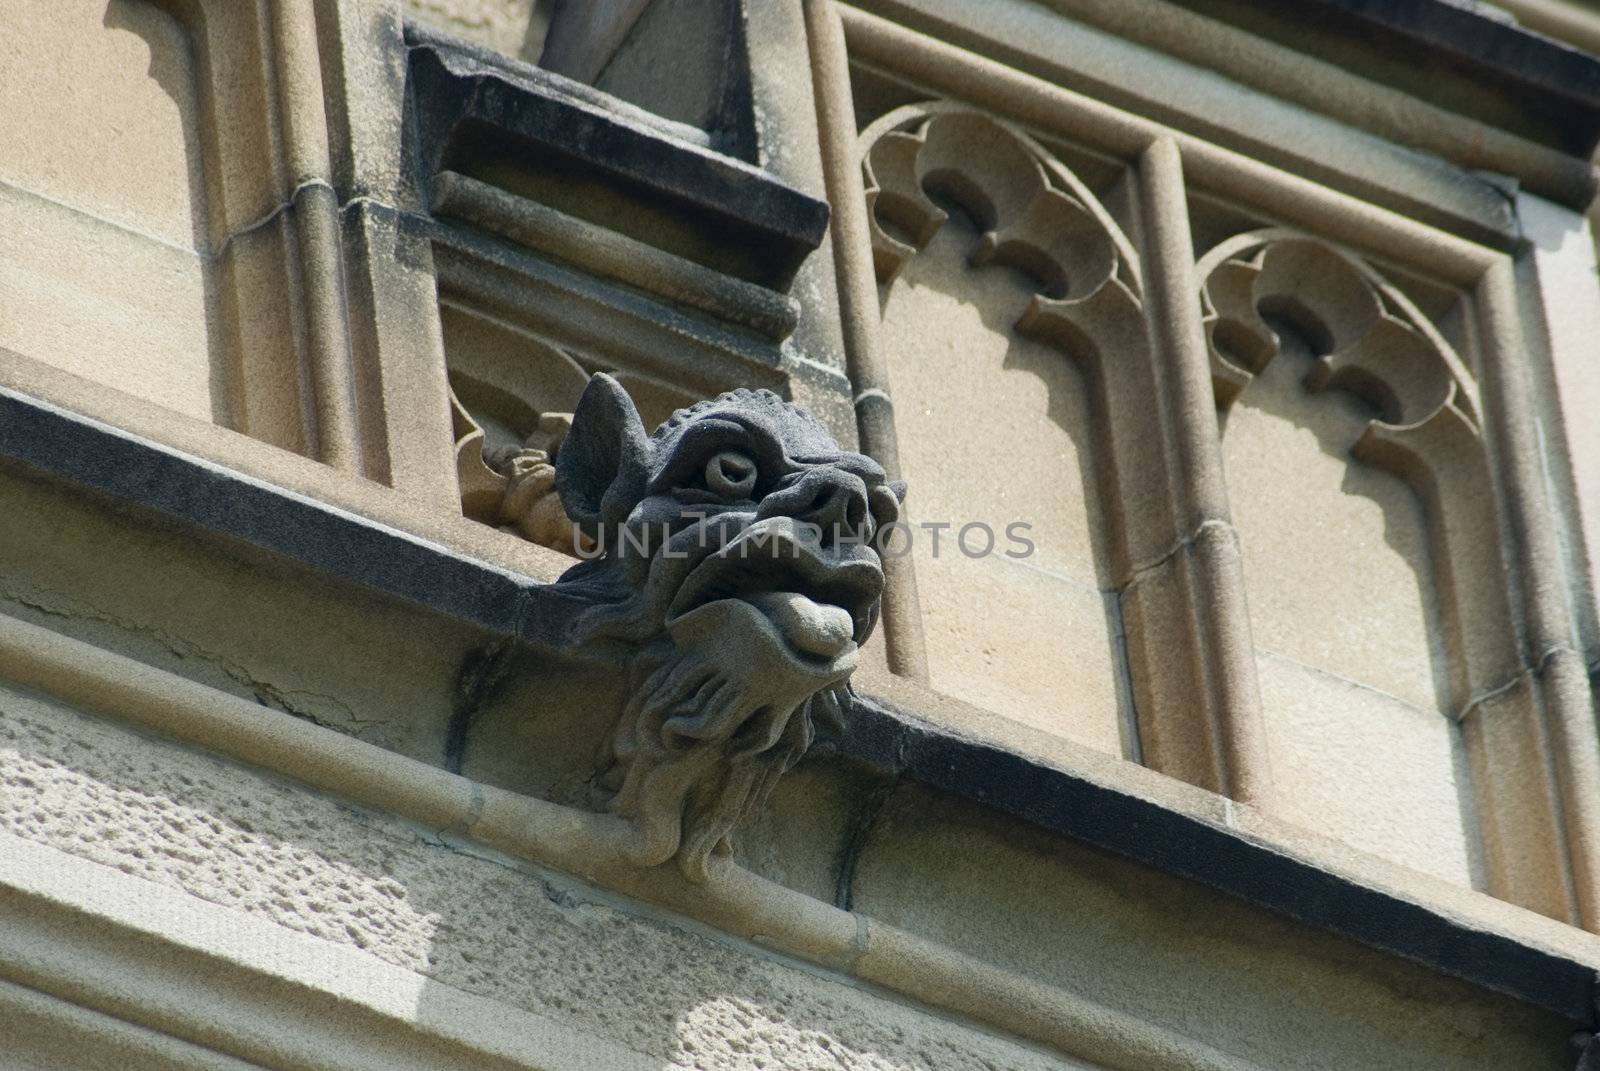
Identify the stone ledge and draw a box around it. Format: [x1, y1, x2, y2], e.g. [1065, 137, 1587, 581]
[429, 170, 802, 341]
[0, 385, 1594, 1029]
[837, 687, 1599, 1025]
[405, 22, 830, 290]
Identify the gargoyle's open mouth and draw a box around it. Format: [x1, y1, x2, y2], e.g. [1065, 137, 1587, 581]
[665, 518, 884, 666]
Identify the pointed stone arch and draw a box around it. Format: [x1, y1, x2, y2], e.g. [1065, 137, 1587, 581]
[859, 104, 1197, 764]
[1197, 230, 1583, 911]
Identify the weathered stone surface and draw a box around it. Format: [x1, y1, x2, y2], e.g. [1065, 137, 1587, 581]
[5, 4, 1600, 1067]
[1182, 0, 1600, 156]
[591, 0, 757, 160]
[1257, 649, 1480, 886]
[0, 0, 206, 246]
[914, 548, 1126, 754]
[0, 0, 220, 422]
[848, 782, 1571, 1071]
[0, 466, 475, 760]
[0, 684, 1087, 1071]
[0, 183, 217, 423]
[4, 358, 1592, 1037]
[406, 23, 829, 289]
[1201, 235, 1534, 896]
[1220, 329, 1448, 713]
[405, 0, 549, 62]
[878, 211, 1126, 753]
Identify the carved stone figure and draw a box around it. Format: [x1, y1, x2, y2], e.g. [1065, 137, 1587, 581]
[453, 393, 596, 556]
[513, 374, 901, 880]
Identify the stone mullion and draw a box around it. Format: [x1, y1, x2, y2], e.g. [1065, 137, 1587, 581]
[802, 0, 930, 682]
[1474, 261, 1600, 929]
[315, 0, 468, 511]
[151, 0, 372, 476]
[265, 0, 364, 475]
[1126, 137, 1273, 808]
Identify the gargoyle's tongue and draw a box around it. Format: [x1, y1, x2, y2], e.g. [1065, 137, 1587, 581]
[746, 591, 855, 658]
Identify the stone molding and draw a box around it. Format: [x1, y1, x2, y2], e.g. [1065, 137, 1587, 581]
[2, 597, 1593, 1067]
[0, 609, 1237, 1071]
[138, 0, 369, 473]
[1162, 0, 1600, 156]
[861, 106, 1141, 295]
[405, 22, 829, 291]
[430, 170, 802, 341]
[0, 384, 1594, 1036]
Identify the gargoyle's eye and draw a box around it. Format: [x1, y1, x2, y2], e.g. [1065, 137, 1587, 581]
[704, 449, 758, 498]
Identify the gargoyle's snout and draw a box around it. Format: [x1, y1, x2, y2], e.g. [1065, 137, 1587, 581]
[757, 468, 873, 545]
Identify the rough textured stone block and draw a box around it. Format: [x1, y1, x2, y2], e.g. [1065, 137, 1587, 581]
[0, 684, 1092, 1071]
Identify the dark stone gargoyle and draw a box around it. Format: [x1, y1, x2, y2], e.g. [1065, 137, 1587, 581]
[510, 374, 901, 880]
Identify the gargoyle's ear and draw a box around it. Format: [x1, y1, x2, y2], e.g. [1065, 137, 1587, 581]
[556, 373, 652, 535]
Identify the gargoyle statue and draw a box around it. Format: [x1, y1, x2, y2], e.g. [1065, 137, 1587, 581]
[523, 373, 901, 880]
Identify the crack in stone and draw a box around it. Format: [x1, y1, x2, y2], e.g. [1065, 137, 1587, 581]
[213, 183, 392, 261]
[1, 586, 381, 733]
[426, 828, 582, 915]
[1116, 517, 1236, 596]
[1454, 643, 1589, 723]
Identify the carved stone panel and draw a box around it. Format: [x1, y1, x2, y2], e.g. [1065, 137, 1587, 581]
[878, 214, 1125, 752]
[1219, 328, 1476, 883]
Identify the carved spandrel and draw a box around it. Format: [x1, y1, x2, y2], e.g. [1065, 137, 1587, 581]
[1199, 233, 1481, 447]
[862, 106, 1138, 304]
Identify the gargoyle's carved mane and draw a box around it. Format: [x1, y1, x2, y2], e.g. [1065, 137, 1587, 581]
[654, 387, 819, 441]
